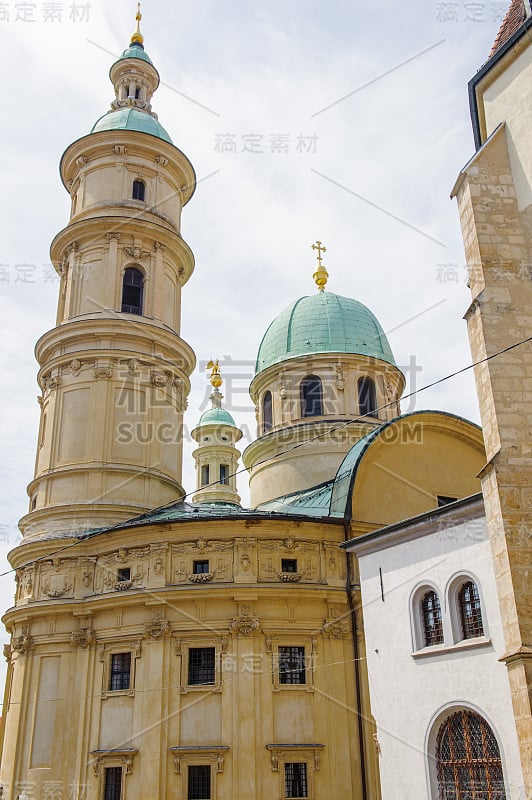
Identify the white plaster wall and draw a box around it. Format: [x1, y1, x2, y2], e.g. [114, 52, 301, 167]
[357, 514, 525, 799]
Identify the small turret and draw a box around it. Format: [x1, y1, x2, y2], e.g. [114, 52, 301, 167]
[192, 361, 243, 505]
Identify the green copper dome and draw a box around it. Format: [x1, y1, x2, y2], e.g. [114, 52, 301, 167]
[198, 407, 237, 427]
[117, 44, 154, 66]
[256, 291, 396, 374]
[91, 108, 172, 143]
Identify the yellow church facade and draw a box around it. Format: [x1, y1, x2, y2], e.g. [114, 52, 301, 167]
[0, 3, 530, 800]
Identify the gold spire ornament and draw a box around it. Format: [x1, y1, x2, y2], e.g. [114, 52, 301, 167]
[311, 240, 329, 292]
[207, 359, 223, 390]
[131, 2, 144, 45]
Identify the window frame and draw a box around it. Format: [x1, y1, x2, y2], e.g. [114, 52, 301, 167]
[357, 376, 377, 418]
[421, 589, 444, 647]
[262, 390, 273, 434]
[176, 638, 225, 694]
[169, 746, 229, 799]
[447, 572, 488, 645]
[266, 745, 323, 800]
[121, 266, 145, 316]
[268, 637, 315, 693]
[410, 582, 447, 652]
[100, 641, 141, 699]
[300, 375, 323, 418]
[91, 748, 137, 800]
[132, 178, 146, 201]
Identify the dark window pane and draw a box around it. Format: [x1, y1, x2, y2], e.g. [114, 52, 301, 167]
[219, 464, 229, 485]
[109, 652, 131, 691]
[188, 765, 211, 799]
[193, 560, 210, 575]
[421, 591, 444, 646]
[121, 267, 144, 315]
[263, 391, 273, 433]
[278, 646, 306, 685]
[459, 582, 484, 639]
[201, 465, 210, 486]
[285, 762, 308, 798]
[281, 559, 298, 573]
[358, 377, 377, 417]
[117, 567, 130, 582]
[132, 179, 145, 201]
[188, 647, 216, 685]
[300, 376, 323, 417]
[104, 767, 122, 800]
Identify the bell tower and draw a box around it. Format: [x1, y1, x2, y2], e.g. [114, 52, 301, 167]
[19, 7, 197, 540]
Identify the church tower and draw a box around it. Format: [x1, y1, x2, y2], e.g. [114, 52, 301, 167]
[452, 0, 532, 786]
[20, 6, 196, 540]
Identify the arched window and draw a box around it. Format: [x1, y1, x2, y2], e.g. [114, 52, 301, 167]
[436, 711, 506, 799]
[262, 391, 273, 434]
[121, 267, 144, 315]
[459, 581, 484, 639]
[358, 377, 377, 417]
[300, 375, 323, 418]
[421, 590, 444, 646]
[132, 179, 146, 201]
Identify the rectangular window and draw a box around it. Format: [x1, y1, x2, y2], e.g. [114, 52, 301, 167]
[188, 647, 216, 686]
[104, 767, 122, 800]
[285, 762, 308, 798]
[201, 465, 210, 486]
[193, 560, 210, 575]
[109, 652, 131, 691]
[281, 559, 298, 573]
[188, 765, 211, 800]
[117, 567, 131, 582]
[219, 464, 229, 485]
[278, 646, 306, 685]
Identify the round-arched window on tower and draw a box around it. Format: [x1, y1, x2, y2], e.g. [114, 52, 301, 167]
[436, 710, 506, 799]
[121, 267, 144, 315]
[132, 179, 146, 202]
[300, 376, 323, 418]
[262, 391, 273, 434]
[358, 377, 377, 418]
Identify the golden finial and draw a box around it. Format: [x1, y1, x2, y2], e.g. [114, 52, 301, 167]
[207, 359, 223, 390]
[131, 2, 144, 45]
[311, 240, 329, 292]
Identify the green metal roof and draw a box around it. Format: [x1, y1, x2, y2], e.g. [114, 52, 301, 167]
[91, 108, 172, 143]
[255, 291, 396, 374]
[117, 44, 155, 66]
[256, 481, 335, 517]
[197, 407, 237, 427]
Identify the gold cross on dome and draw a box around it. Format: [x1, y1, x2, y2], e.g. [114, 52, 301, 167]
[311, 240, 327, 266]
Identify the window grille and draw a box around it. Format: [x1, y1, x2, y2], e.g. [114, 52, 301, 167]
[188, 648, 216, 685]
[300, 376, 323, 417]
[121, 267, 144, 315]
[459, 582, 484, 639]
[278, 646, 306, 685]
[285, 762, 308, 798]
[188, 765, 211, 799]
[109, 652, 131, 691]
[104, 767, 122, 800]
[422, 591, 444, 646]
[436, 710, 506, 799]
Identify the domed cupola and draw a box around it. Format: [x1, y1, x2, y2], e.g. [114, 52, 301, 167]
[243, 242, 405, 507]
[192, 361, 243, 506]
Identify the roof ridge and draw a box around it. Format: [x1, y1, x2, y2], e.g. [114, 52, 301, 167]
[489, 0, 527, 58]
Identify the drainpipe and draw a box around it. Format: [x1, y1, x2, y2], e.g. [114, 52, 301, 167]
[344, 518, 368, 800]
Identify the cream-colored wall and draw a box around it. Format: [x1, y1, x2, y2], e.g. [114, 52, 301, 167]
[0, 518, 368, 800]
[350, 415, 485, 532]
[478, 42, 532, 210]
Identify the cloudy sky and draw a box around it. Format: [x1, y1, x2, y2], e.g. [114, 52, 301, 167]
[0, 0, 508, 679]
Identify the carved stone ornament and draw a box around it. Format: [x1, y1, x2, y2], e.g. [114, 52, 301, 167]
[170, 746, 229, 775]
[336, 363, 345, 391]
[278, 571, 302, 583]
[151, 372, 169, 387]
[43, 581, 72, 599]
[12, 627, 33, 655]
[155, 155, 168, 167]
[322, 619, 349, 638]
[91, 750, 137, 777]
[71, 628, 95, 649]
[70, 358, 82, 375]
[144, 617, 170, 639]
[115, 580, 133, 591]
[43, 374, 62, 391]
[230, 615, 260, 636]
[113, 145, 127, 155]
[124, 246, 150, 261]
[188, 572, 214, 584]
[94, 366, 113, 380]
[3, 644, 12, 663]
